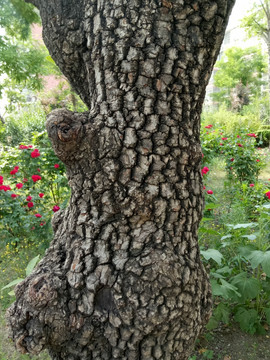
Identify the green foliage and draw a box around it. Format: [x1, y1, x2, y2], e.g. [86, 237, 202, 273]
[212, 47, 267, 109]
[0, 102, 47, 146]
[0, 37, 48, 95]
[0, 136, 70, 247]
[201, 202, 270, 335]
[200, 109, 270, 334]
[1, 255, 40, 296]
[241, 0, 270, 41]
[0, 0, 40, 40]
[201, 120, 265, 184]
[202, 105, 262, 137]
[0, 0, 58, 107]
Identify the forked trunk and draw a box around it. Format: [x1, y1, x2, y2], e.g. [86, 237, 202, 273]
[7, 1, 235, 359]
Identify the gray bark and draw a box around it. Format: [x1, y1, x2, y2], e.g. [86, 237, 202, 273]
[7, 1, 235, 359]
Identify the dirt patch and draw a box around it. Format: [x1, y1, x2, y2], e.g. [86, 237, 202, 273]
[191, 325, 270, 360]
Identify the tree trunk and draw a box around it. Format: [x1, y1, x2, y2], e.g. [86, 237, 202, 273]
[7, 1, 235, 359]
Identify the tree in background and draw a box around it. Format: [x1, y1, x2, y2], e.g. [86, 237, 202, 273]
[212, 46, 267, 110]
[241, 0, 270, 97]
[0, 0, 54, 114]
[7, 1, 235, 359]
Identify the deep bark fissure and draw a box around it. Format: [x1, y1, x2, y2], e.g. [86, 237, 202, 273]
[8, 1, 235, 359]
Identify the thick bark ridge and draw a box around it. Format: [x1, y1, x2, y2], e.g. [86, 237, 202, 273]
[7, 1, 235, 359]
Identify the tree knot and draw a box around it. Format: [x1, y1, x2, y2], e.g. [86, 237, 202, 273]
[46, 108, 88, 162]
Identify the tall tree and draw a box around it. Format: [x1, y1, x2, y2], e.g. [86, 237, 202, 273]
[241, 0, 270, 95]
[7, 1, 235, 359]
[212, 46, 266, 109]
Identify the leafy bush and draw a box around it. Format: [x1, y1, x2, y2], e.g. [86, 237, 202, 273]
[200, 200, 270, 334]
[0, 140, 69, 247]
[0, 102, 46, 146]
[202, 105, 262, 137]
[201, 122, 265, 184]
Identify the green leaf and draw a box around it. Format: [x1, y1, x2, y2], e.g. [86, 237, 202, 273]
[26, 255, 40, 276]
[206, 316, 219, 330]
[233, 223, 258, 229]
[261, 251, 270, 277]
[200, 249, 223, 265]
[246, 250, 270, 276]
[221, 234, 232, 241]
[216, 266, 233, 275]
[210, 279, 240, 300]
[199, 227, 220, 235]
[230, 272, 261, 301]
[246, 250, 264, 269]
[214, 303, 231, 324]
[1, 278, 24, 291]
[235, 307, 259, 334]
[264, 308, 270, 325]
[238, 245, 254, 258]
[242, 234, 257, 241]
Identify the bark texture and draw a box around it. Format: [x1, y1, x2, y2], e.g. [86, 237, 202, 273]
[8, 1, 235, 359]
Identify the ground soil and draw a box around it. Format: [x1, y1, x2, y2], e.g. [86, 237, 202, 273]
[191, 325, 270, 360]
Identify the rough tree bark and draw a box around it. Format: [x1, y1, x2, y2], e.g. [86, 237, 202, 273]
[7, 1, 235, 359]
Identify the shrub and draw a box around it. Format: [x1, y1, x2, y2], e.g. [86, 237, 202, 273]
[202, 105, 261, 138]
[0, 102, 46, 146]
[0, 141, 69, 247]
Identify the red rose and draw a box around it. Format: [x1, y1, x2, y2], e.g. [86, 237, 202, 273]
[0, 176, 3, 185]
[35, 213, 42, 218]
[27, 202, 34, 208]
[237, 143, 243, 147]
[201, 166, 209, 175]
[31, 149, 40, 158]
[250, 184, 255, 187]
[0, 185, 11, 191]
[266, 191, 270, 200]
[54, 164, 60, 169]
[207, 190, 213, 194]
[16, 183, 23, 189]
[247, 133, 256, 137]
[222, 137, 228, 141]
[52, 205, 60, 212]
[39, 193, 44, 198]
[230, 158, 234, 162]
[10, 166, 19, 175]
[26, 196, 32, 201]
[256, 159, 260, 162]
[31, 174, 42, 182]
[11, 194, 17, 198]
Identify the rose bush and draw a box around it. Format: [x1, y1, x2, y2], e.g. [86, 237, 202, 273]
[0, 136, 69, 248]
[201, 123, 265, 184]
